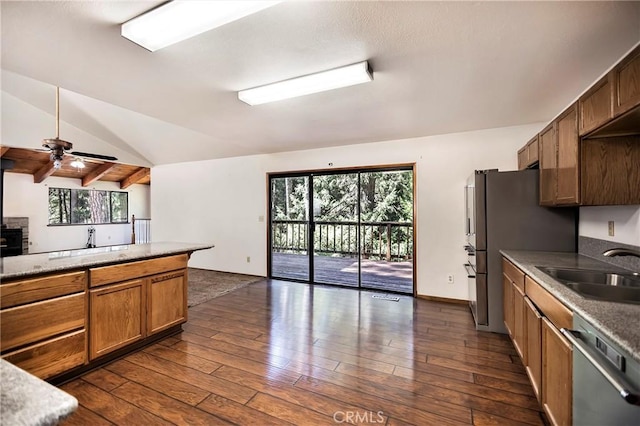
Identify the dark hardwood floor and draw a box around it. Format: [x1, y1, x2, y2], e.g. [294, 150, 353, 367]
[60, 279, 544, 425]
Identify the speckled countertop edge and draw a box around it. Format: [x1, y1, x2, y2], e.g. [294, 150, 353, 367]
[1, 359, 78, 426]
[0, 242, 214, 280]
[501, 250, 640, 364]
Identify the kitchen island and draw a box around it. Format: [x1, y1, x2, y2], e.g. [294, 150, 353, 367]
[0, 242, 213, 383]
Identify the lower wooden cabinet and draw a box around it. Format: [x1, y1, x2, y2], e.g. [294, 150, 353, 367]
[503, 275, 514, 336]
[147, 270, 188, 335]
[542, 317, 572, 426]
[502, 257, 573, 426]
[3, 330, 86, 380]
[524, 297, 542, 402]
[512, 285, 526, 361]
[89, 279, 146, 360]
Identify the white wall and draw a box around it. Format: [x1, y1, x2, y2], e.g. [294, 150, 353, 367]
[579, 205, 640, 246]
[152, 123, 543, 300]
[3, 173, 150, 253]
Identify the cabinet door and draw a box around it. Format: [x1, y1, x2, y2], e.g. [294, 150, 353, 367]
[579, 73, 614, 136]
[556, 104, 580, 205]
[613, 44, 640, 116]
[89, 280, 145, 360]
[524, 297, 542, 402]
[542, 317, 572, 426]
[512, 284, 526, 361]
[539, 124, 557, 205]
[517, 147, 528, 170]
[147, 270, 187, 335]
[503, 275, 514, 336]
[528, 136, 539, 166]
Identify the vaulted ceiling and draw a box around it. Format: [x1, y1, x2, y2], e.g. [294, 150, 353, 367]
[2, 1, 639, 167]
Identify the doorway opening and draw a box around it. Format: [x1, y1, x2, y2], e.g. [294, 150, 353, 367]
[268, 166, 414, 294]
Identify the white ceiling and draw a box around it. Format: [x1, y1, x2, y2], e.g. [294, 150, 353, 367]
[2, 1, 639, 166]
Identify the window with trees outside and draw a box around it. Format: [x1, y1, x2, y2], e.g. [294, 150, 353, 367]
[48, 188, 128, 225]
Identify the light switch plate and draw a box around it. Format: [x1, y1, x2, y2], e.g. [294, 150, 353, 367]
[608, 221, 615, 237]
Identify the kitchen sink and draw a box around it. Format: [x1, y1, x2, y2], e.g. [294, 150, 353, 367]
[536, 266, 640, 304]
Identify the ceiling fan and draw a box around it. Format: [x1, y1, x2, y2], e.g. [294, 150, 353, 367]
[40, 86, 118, 169]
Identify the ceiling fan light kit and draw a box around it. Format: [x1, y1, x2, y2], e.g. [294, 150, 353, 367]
[121, 0, 281, 52]
[70, 158, 86, 169]
[238, 61, 373, 106]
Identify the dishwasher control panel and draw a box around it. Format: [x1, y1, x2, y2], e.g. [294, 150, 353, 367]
[596, 336, 625, 371]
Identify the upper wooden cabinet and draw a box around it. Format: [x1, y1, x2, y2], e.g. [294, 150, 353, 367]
[539, 123, 558, 206]
[524, 44, 640, 206]
[555, 105, 580, 205]
[517, 135, 539, 170]
[578, 73, 614, 136]
[539, 105, 581, 206]
[613, 44, 640, 116]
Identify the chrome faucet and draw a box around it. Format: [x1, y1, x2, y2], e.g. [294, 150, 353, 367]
[602, 248, 640, 258]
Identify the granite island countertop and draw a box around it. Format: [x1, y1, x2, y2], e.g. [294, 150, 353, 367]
[1, 359, 77, 426]
[0, 242, 214, 280]
[501, 250, 640, 363]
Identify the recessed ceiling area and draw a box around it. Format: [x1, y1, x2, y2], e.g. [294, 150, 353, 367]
[2, 1, 639, 166]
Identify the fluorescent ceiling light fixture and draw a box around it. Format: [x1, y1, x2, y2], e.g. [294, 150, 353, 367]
[122, 1, 281, 52]
[238, 61, 373, 106]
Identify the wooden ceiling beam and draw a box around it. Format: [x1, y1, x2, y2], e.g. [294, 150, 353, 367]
[82, 162, 116, 187]
[120, 167, 150, 189]
[33, 161, 56, 184]
[0, 146, 9, 157]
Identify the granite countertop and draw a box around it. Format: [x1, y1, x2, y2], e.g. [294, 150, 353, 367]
[0, 359, 77, 426]
[501, 250, 640, 363]
[0, 242, 214, 280]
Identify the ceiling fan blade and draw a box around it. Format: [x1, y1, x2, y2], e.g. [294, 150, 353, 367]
[72, 151, 118, 161]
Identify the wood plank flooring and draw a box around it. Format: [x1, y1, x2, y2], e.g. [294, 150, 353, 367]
[60, 279, 544, 425]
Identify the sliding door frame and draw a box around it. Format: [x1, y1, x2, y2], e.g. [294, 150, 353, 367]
[267, 163, 417, 297]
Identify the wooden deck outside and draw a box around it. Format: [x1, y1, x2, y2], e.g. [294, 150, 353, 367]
[272, 252, 413, 294]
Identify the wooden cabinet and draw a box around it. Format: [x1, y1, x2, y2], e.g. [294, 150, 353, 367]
[579, 73, 613, 136]
[517, 136, 540, 170]
[555, 105, 580, 205]
[502, 258, 573, 424]
[524, 297, 542, 402]
[89, 279, 145, 360]
[539, 123, 557, 206]
[88, 255, 189, 360]
[539, 104, 580, 206]
[147, 270, 188, 335]
[542, 317, 572, 426]
[613, 44, 640, 116]
[503, 275, 514, 336]
[0, 271, 87, 379]
[503, 259, 525, 359]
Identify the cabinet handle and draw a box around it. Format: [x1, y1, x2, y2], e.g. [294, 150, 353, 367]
[151, 272, 184, 283]
[560, 328, 640, 406]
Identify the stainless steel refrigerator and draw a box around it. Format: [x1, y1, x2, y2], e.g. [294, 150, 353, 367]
[464, 169, 577, 333]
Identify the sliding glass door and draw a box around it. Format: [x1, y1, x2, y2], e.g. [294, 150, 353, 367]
[269, 167, 414, 294]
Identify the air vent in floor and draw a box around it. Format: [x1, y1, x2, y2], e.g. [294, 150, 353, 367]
[372, 294, 400, 302]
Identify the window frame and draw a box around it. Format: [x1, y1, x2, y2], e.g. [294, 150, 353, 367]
[48, 187, 130, 226]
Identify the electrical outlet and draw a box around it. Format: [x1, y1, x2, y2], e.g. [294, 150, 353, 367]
[608, 221, 615, 237]
[246, 256, 251, 263]
[447, 274, 454, 284]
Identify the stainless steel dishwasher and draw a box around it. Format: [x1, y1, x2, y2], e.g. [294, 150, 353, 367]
[561, 314, 640, 425]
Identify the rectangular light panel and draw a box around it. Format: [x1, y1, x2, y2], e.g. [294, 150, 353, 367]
[238, 61, 373, 106]
[122, 1, 281, 52]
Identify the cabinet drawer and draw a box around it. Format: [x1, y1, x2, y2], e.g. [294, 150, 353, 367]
[90, 254, 188, 287]
[503, 259, 525, 292]
[2, 330, 86, 380]
[1, 271, 86, 309]
[525, 276, 572, 330]
[0, 293, 85, 352]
